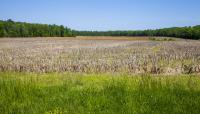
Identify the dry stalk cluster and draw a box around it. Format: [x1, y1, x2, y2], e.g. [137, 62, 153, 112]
[0, 38, 200, 74]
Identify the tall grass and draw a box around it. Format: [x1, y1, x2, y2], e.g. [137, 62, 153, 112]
[0, 72, 200, 114]
[0, 38, 200, 74]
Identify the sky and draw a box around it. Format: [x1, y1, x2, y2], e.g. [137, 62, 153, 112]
[0, 0, 200, 31]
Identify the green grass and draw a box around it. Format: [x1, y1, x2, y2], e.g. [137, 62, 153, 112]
[0, 72, 200, 114]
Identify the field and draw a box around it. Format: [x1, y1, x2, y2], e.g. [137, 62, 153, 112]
[0, 36, 199, 74]
[1, 72, 200, 114]
[0, 36, 200, 114]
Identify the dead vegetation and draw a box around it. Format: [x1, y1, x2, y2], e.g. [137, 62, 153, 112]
[0, 37, 199, 74]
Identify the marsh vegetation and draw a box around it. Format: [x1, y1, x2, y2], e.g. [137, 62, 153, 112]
[0, 37, 199, 74]
[0, 72, 200, 114]
[0, 37, 200, 113]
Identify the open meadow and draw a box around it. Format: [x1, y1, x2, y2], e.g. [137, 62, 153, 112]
[1, 0, 200, 113]
[0, 37, 200, 114]
[0, 36, 200, 74]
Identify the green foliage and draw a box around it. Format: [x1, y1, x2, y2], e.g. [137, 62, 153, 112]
[0, 72, 200, 114]
[73, 26, 200, 40]
[1, 19, 200, 39]
[0, 22, 5, 37]
[0, 19, 74, 37]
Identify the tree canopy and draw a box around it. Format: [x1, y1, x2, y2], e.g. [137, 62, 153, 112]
[0, 19, 74, 37]
[0, 19, 200, 40]
[73, 26, 200, 40]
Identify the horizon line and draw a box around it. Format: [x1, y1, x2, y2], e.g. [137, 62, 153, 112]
[1, 18, 199, 32]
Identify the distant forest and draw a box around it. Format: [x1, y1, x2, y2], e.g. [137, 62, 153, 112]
[73, 26, 200, 40]
[0, 19, 74, 37]
[0, 19, 200, 39]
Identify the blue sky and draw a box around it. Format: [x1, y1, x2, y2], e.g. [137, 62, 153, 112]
[0, 0, 200, 31]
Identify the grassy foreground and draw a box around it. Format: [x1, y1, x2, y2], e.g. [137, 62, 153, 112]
[0, 72, 200, 114]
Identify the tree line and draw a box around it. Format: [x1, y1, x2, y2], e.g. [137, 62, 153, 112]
[0, 19, 200, 40]
[73, 26, 200, 40]
[0, 19, 74, 37]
